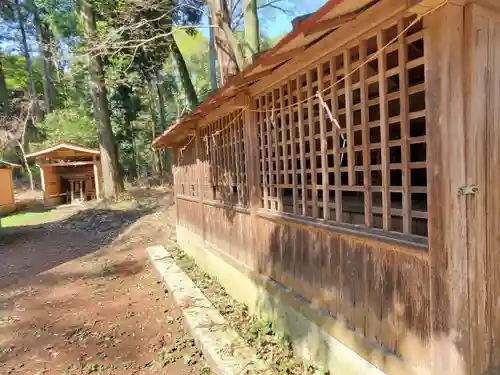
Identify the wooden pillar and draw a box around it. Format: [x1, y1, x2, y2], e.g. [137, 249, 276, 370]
[93, 156, 100, 200]
[242, 93, 260, 267]
[79, 180, 83, 201]
[70, 180, 75, 203]
[38, 165, 46, 201]
[173, 148, 180, 228]
[195, 124, 205, 240]
[425, 3, 469, 375]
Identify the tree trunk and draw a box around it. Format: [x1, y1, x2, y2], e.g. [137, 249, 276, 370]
[147, 80, 162, 175]
[14, 0, 41, 121]
[155, 72, 166, 127]
[244, 0, 260, 63]
[169, 34, 199, 110]
[207, 0, 241, 85]
[34, 6, 56, 113]
[17, 140, 34, 190]
[155, 75, 172, 176]
[81, 0, 124, 199]
[126, 124, 138, 180]
[208, 15, 218, 90]
[0, 57, 9, 116]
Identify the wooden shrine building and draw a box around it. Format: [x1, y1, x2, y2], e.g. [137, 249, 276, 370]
[26, 142, 102, 205]
[154, 1, 500, 375]
[0, 161, 21, 215]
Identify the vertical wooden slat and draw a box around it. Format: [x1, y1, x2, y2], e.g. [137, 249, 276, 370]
[344, 49, 355, 186]
[234, 113, 242, 205]
[280, 85, 288, 186]
[214, 119, 219, 196]
[288, 80, 298, 215]
[265, 94, 275, 210]
[228, 114, 234, 193]
[331, 57, 342, 222]
[297, 77, 307, 216]
[195, 124, 205, 238]
[272, 89, 283, 212]
[359, 39, 372, 227]
[259, 96, 268, 209]
[317, 64, 329, 220]
[425, 4, 470, 375]
[398, 19, 411, 234]
[306, 70, 318, 218]
[377, 30, 391, 231]
[209, 123, 214, 198]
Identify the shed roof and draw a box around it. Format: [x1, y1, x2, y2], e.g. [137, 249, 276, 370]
[153, 0, 385, 148]
[26, 142, 100, 159]
[0, 160, 22, 169]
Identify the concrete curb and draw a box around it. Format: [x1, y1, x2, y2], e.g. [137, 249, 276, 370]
[147, 245, 268, 375]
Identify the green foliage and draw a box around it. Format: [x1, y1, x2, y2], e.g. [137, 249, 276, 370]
[36, 107, 98, 148]
[2, 54, 44, 92]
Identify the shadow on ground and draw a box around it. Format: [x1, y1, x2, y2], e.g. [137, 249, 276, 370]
[0, 205, 154, 289]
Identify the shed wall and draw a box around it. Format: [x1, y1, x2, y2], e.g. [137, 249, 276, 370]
[170, 2, 500, 375]
[0, 169, 15, 209]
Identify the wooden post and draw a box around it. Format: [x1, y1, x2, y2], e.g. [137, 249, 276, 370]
[79, 180, 83, 201]
[425, 3, 469, 375]
[70, 180, 74, 203]
[243, 94, 261, 266]
[38, 165, 46, 201]
[93, 156, 100, 200]
[195, 124, 205, 240]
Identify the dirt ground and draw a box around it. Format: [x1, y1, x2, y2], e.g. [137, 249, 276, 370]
[0, 188, 211, 375]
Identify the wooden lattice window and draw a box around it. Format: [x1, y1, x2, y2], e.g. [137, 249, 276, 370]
[256, 17, 427, 238]
[204, 110, 247, 206]
[176, 137, 198, 198]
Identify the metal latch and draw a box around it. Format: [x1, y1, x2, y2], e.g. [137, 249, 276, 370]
[458, 185, 479, 195]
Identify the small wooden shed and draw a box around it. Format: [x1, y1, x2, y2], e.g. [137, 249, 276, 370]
[0, 161, 21, 215]
[26, 142, 102, 205]
[154, 1, 500, 375]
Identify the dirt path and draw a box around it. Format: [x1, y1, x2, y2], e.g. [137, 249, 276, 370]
[0, 189, 210, 375]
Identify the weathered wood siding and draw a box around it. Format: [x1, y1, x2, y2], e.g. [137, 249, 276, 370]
[170, 2, 500, 374]
[0, 169, 15, 208]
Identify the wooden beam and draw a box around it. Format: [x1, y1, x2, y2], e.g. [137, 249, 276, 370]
[260, 46, 306, 67]
[249, 0, 408, 97]
[304, 8, 365, 36]
[40, 161, 97, 167]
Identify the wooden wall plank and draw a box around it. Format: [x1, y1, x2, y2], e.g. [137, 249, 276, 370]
[425, 3, 470, 375]
[463, 5, 489, 374]
[486, 7, 500, 370]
